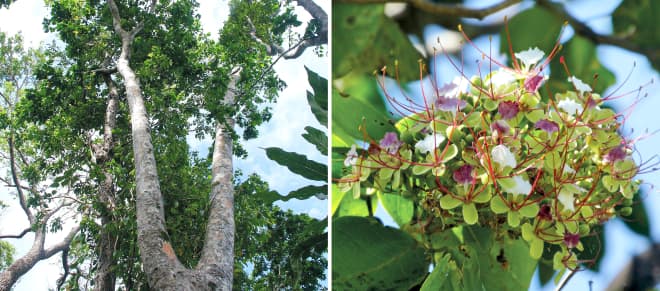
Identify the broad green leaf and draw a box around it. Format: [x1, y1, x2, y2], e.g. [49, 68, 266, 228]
[501, 7, 563, 60]
[332, 216, 429, 290]
[621, 193, 650, 237]
[538, 261, 555, 286]
[332, 184, 347, 216]
[336, 191, 379, 217]
[420, 255, 452, 291]
[332, 73, 395, 142]
[333, 3, 423, 82]
[264, 147, 327, 181]
[463, 203, 478, 225]
[302, 126, 328, 155]
[305, 66, 328, 127]
[613, 0, 660, 70]
[256, 185, 327, 204]
[378, 192, 414, 226]
[461, 227, 538, 290]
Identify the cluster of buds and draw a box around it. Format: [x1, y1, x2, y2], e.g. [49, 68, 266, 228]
[337, 38, 644, 269]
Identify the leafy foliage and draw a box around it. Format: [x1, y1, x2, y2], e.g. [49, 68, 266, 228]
[234, 174, 327, 291]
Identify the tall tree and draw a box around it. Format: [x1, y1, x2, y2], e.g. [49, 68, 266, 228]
[0, 0, 327, 290]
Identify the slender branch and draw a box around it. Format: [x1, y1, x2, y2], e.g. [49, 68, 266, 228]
[536, 0, 658, 65]
[334, 0, 522, 20]
[56, 248, 70, 291]
[0, 228, 31, 239]
[7, 135, 34, 223]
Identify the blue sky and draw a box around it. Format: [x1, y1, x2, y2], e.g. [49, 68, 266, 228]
[375, 0, 659, 290]
[0, 0, 328, 289]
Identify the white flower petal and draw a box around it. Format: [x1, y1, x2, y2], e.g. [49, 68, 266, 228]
[563, 165, 575, 174]
[557, 99, 583, 116]
[503, 176, 532, 196]
[415, 133, 445, 154]
[344, 144, 358, 166]
[491, 144, 517, 168]
[438, 76, 469, 99]
[490, 69, 516, 87]
[515, 47, 545, 68]
[568, 76, 592, 93]
[558, 184, 586, 211]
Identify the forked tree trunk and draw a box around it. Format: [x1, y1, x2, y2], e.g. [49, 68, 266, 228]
[107, 1, 236, 289]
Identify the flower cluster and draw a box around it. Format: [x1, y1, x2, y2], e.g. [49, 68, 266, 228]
[337, 45, 642, 270]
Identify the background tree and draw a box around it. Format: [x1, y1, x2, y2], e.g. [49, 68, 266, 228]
[332, 0, 658, 290]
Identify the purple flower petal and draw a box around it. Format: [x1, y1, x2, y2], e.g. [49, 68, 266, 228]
[490, 120, 510, 135]
[452, 165, 474, 184]
[535, 119, 559, 133]
[498, 101, 519, 120]
[379, 132, 402, 154]
[604, 145, 626, 163]
[524, 74, 545, 93]
[537, 204, 552, 221]
[563, 232, 580, 249]
[435, 96, 467, 112]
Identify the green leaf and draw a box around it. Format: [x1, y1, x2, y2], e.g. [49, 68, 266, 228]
[264, 147, 327, 181]
[420, 255, 452, 291]
[332, 74, 396, 142]
[519, 203, 540, 218]
[621, 193, 651, 237]
[332, 184, 347, 216]
[507, 210, 521, 227]
[302, 126, 328, 155]
[490, 195, 510, 214]
[530, 238, 544, 259]
[501, 7, 563, 59]
[463, 203, 478, 225]
[378, 192, 414, 226]
[256, 185, 327, 204]
[333, 3, 423, 82]
[332, 216, 429, 290]
[441, 144, 458, 162]
[544, 150, 561, 170]
[538, 261, 555, 286]
[613, 0, 660, 70]
[305, 66, 328, 127]
[336, 191, 378, 217]
[440, 195, 463, 210]
[412, 164, 432, 175]
[461, 227, 538, 290]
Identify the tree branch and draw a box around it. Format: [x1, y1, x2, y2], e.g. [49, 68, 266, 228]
[43, 225, 80, 258]
[334, 0, 522, 20]
[7, 135, 34, 223]
[536, 0, 658, 66]
[0, 228, 31, 239]
[56, 248, 69, 291]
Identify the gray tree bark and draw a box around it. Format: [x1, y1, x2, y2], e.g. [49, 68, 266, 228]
[92, 74, 120, 291]
[107, 1, 237, 289]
